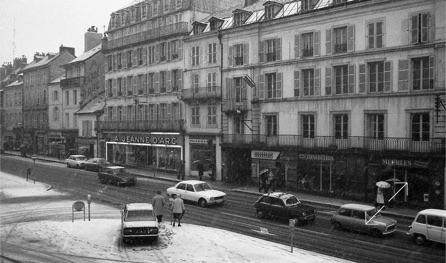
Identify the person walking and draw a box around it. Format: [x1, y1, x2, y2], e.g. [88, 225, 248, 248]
[266, 171, 276, 192]
[197, 162, 204, 181]
[152, 190, 165, 223]
[170, 194, 185, 227]
[376, 187, 385, 209]
[258, 171, 268, 193]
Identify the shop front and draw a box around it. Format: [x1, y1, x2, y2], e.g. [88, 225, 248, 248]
[105, 132, 183, 173]
[251, 150, 282, 185]
[188, 136, 217, 180]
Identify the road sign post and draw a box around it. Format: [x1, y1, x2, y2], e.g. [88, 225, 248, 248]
[289, 219, 296, 253]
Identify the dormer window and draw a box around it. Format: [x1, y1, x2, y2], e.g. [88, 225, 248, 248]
[142, 5, 147, 19]
[210, 21, 218, 31]
[209, 17, 224, 31]
[265, 5, 275, 20]
[234, 13, 244, 27]
[301, 0, 311, 11]
[192, 22, 206, 34]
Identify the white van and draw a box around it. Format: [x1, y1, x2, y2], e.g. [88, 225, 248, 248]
[407, 209, 446, 245]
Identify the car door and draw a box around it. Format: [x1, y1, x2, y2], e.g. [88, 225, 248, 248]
[426, 215, 443, 243]
[173, 183, 187, 199]
[269, 197, 286, 218]
[182, 183, 196, 202]
[352, 210, 367, 232]
[337, 208, 353, 230]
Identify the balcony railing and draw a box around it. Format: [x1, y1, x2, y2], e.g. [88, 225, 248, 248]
[223, 99, 248, 113]
[61, 77, 85, 87]
[179, 86, 222, 102]
[222, 134, 445, 153]
[97, 119, 184, 132]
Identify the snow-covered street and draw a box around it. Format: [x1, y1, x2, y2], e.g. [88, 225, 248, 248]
[0, 172, 353, 262]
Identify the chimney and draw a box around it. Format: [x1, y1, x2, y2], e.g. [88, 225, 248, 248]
[34, 52, 43, 62]
[244, 0, 259, 7]
[59, 45, 75, 57]
[84, 26, 103, 52]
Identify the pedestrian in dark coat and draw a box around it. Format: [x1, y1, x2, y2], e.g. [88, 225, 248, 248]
[197, 162, 204, 181]
[258, 171, 268, 193]
[266, 171, 276, 192]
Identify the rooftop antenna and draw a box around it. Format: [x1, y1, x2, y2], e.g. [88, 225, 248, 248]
[12, 18, 16, 61]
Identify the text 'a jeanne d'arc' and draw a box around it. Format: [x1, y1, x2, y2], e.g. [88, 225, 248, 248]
[114, 136, 177, 145]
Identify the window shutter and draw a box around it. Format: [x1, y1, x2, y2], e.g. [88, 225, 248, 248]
[243, 43, 249, 65]
[325, 67, 332, 95]
[143, 74, 148, 94]
[156, 44, 160, 63]
[294, 34, 300, 58]
[178, 40, 183, 59]
[398, 59, 410, 91]
[113, 54, 117, 70]
[178, 70, 183, 90]
[384, 61, 392, 92]
[190, 47, 193, 66]
[167, 71, 172, 92]
[133, 48, 138, 66]
[143, 47, 147, 65]
[347, 25, 355, 52]
[359, 64, 366, 93]
[167, 103, 172, 120]
[314, 68, 321, 96]
[410, 14, 419, 44]
[225, 78, 232, 100]
[113, 107, 117, 121]
[155, 72, 160, 93]
[294, 70, 300, 97]
[259, 74, 265, 99]
[421, 13, 429, 43]
[428, 14, 435, 43]
[123, 52, 127, 68]
[112, 79, 117, 96]
[259, 41, 265, 63]
[380, 21, 386, 48]
[103, 107, 108, 121]
[228, 45, 233, 67]
[314, 31, 320, 56]
[276, 73, 282, 98]
[429, 56, 434, 89]
[348, 65, 355, 94]
[276, 38, 282, 61]
[326, 29, 332, 55]
[167, 42, 171, 61]
[367, 23, 373, 49]
[164, 44, 168, 61]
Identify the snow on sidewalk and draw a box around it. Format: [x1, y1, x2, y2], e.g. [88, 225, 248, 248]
[0, 172, 353, 263]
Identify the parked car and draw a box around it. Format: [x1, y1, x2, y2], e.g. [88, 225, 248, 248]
[121, 203, 159, 243]
[331, 204, 397, 237]
[254, 192, 316, 225]
[65, 155, 87, 168]
[84, 158, 111, 172]
[166, 180, 226, 207]
[98, 166, 137, 187]
[407, 209, 446, 245]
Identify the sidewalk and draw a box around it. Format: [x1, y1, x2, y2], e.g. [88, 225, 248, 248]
[2, 150, 418, 220]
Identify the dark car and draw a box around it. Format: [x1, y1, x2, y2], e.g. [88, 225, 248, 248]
[254, 192, 316, 225]
[98, 166, 137, 187]
[84, 158, 111, 172]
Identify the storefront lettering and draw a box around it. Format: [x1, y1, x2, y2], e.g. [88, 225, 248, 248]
[298, 154, 334, 161]
[114, 136, 177, 145]
[382, 159, 413, 167]
[251, 151, 280, 160]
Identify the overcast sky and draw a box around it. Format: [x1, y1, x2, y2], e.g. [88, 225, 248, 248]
[0, 0, 134, 65]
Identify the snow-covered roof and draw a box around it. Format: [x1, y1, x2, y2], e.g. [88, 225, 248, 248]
[68, 44, 102, 64]
[76, 95, 105, 115]
[22, 53, 59, 71]
[5, 79, 23, 88]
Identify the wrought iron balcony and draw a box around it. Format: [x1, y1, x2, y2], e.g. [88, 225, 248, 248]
[179, 86, 222, 102]
[61, 77, 85, 87]
[222, 134, 445, 153]
[223, 99, 248, 114]
[97, 119, 184, 132]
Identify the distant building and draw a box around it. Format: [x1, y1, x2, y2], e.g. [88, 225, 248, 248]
[22, 46, 76, 155]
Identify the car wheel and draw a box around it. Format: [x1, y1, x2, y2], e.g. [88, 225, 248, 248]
[370, 229, 382, 238]
[414, 234, 427, 245]
[256, 210, 266, 219]
[198, 198, 207, 208]
[76, 164, 81, 169]
[333, 221, 343, 230]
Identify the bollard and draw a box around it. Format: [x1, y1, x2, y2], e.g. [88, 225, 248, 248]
[27, 168, 31, 181]
[87, 194, 91, 221]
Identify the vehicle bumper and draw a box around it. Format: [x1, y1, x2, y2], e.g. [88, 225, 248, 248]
[209, 197, 226, 205]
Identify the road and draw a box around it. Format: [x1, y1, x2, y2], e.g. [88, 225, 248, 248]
[1, 155, 444, 263]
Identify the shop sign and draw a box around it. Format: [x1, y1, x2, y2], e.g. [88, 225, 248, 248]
[48, 131, 62, 137]
[382, 159, 413, 167]
[251, 150, 280, 160]
[190, 139, 209, 144]
[298, 154, 334, 161]
[113, 135, 178, 145]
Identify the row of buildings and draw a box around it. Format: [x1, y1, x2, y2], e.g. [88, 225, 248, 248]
[1, 0, 445, 208]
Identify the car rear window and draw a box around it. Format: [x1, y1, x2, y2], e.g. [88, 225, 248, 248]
[284, 196, 300, 206]
[126, 210, 155, 221]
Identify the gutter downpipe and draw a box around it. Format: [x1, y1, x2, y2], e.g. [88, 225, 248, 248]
[218, 31, 224, 182]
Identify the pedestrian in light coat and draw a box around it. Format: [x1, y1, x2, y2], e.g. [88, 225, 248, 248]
[170, 194, 185, 227]
[152, 190, 165, 223]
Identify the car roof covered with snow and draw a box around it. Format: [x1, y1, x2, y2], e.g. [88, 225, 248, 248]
[125, 203, 153, 211]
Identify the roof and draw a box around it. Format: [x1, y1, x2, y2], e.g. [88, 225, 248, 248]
[106, 166, 126, 169]
[263, 192, 295, 200]
[76, 95, 105, 115]
[5, 80, 23, 88]
[340, 204, 376, 211]
[22, 53, 59, 71]
[126, 203, 154, 211]
[417, 209, 446, 217]
[178, 180, 207, 184]
[67, 44, 101, 64]
[50, 74, 65, 84]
